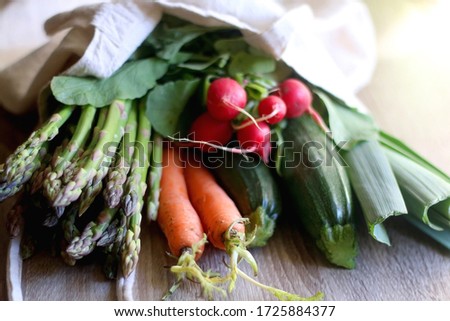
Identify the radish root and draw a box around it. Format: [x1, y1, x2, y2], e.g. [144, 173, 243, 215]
[233, 109, 279, 130]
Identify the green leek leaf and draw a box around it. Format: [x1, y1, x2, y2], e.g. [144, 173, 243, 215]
[344, 140, 407, 244]
[429, 206, 450, 229]
[404, 216, 450, 250]
[380, 131, 450, 182]
[384, 147, 450, 230]
[314, 91, 378, 150]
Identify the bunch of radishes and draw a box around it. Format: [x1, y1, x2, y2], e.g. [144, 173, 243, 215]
[189, 77, 315, 161]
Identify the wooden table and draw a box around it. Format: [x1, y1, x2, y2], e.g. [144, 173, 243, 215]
[0, 0, 449, 300]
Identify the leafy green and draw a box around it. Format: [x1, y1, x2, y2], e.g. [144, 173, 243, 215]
[228, 51, 276, 77]
[214, 38, 249, 54]
[146, 79, 201, 136]
[51, 59, 168, 107]
[148, 24, 211, 61]
[314, 91, 379, 150]
[179, 53, 229, 71]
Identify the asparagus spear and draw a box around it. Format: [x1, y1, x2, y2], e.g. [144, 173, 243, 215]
[78, 105, 136, 215]
[0, 105, 74, 200]
[31, 140, 67, 194]
[0, 144, 48, 201]
[66, 207, 119, 260]
[97, 216, 120, 247]
[103, 106, 138, 208]
[78, 158, 113, 216]
[54, 100, 131, 207]
[60, 203, 81, 266]
[47, 108, 106, 204]
[61, 108, 108, 187]
[62, 203, 81, 243]
[42, 106, 96, 201]
[103, 209, 127, 279]
[41, 204, 67, 227]
[78, 104, 135, 215]
[146, 133, 163, 221]
[121, 100, 151, 277]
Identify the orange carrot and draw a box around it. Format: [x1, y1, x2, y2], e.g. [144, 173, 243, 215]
[184, 157, 256, 291]
[157, 147, 225, 300]
[184, 158, 245, 251]
[157, 147, 204, 258]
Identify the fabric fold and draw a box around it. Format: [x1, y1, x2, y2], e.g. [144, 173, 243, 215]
[0, 0, 376, 115]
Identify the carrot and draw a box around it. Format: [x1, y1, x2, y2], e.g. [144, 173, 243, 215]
[184, 157, 257, 289]
[185, 156, 324, 301]
[157, 147, 225, 300]
[184, 158, 245, 250]
[157, 147, 204, 258]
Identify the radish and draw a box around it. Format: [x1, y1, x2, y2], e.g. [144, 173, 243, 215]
[237, 121, 271, 151]
[189, 112, 233, 152]
[207, 78, 247, 121]
[279, 78, 312, 118]
[279, 78, 331, 132]
[257, 95, 287, 124]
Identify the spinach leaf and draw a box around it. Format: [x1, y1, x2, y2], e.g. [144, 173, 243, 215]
[214, 38, 249, 54]
[228, 51, 276, 77]
[179, 53, 229, 71]
[146, 78, 201, 136]
[51, 58, 168, 107]
[150, 25, 210, 61]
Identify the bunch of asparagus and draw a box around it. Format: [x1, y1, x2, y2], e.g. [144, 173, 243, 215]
[1, 98, 163, 280]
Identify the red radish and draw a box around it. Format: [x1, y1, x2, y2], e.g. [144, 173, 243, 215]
[279, 78, 312, 118]
[237, 121, 271, 151]
[207, 78, 247, 121]
[257, 95, 287, 124]
[189, 112, 233, 152]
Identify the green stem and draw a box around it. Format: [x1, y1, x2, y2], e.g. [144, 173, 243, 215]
[54, 106, 96, 174]
[103, 106, 138, 208]
[146, 133, 163, 221]
[121, 99, 151, 277]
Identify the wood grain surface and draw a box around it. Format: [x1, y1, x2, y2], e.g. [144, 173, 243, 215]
[0, 0, 449, 301]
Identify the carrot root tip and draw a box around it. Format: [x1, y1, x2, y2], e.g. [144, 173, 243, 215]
[164, 235, 227, 300]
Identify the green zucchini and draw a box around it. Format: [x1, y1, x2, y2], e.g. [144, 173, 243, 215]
[213, 154, 281, 247]
[279, 114, 357, 269]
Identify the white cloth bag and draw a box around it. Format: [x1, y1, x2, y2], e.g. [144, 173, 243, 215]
[0, 0, 376, 114]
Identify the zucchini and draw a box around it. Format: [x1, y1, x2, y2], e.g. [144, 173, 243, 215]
[279, 114, 357, 269]
[212, 154, 281, 247]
